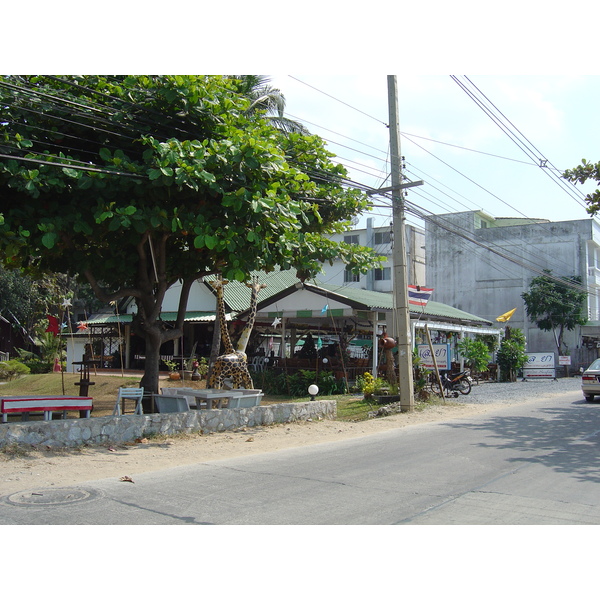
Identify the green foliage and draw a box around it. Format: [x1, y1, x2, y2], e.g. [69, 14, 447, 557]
[521, 269, 587, 354]
[356, 371, 387, 399]
[258, 369, 346, 397]
[496, 328, 528, 382]
[0, 359, 31, 380]
[456, 337, 491, 374]
[0, 75, 382, 394]
[563, 158, 600, 216]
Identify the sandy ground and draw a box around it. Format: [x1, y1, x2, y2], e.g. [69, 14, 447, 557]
[0, 401, 497, 495]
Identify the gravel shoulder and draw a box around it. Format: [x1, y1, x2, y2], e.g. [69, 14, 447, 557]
[0, 377, 584, 495]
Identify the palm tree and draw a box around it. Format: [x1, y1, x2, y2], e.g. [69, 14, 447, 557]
[233, 75, 310, 135]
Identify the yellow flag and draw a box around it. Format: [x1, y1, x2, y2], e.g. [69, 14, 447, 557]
[496, 308, 516, 322]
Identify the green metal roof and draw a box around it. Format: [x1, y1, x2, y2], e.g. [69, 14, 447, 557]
[203, 269, 301, 312]
[85, 311, 216, 326]
[313, 282, 492, 324]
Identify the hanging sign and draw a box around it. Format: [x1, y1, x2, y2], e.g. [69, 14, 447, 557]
[418, 344, 451, 370]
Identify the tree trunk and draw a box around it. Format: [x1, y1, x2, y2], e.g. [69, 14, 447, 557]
[138, 324, 164, 411]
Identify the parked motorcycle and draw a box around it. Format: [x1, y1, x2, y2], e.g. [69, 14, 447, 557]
[431, 369, 472, 397]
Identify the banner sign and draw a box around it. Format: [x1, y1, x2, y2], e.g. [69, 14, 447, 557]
[418, 344, 451, 370]
[523, 352, 555, 379]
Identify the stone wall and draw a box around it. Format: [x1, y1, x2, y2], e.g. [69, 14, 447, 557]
[0, 400, 336, 448]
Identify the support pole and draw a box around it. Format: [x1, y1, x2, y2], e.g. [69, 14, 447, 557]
[388, 75, 414, 411]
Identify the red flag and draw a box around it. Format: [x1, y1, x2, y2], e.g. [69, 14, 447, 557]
[45, 315, 59, 336]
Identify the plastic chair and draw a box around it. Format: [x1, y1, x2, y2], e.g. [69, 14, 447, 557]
[113, 387, 144, 416]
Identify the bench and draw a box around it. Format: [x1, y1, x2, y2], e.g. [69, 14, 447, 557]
[226, 390, 263, 408]
[1, 395, 93, 423]
[112, 387, 144, 416]
[154, 394, 191, 413]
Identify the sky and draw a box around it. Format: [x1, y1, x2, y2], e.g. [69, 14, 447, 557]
[269, 75, 600, 231]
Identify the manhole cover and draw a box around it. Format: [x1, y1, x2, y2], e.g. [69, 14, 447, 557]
[4, 487, 101, 507]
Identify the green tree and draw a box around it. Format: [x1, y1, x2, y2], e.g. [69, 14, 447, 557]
[521, 270, 587, 355]
[563, 159, 600, 215]
[496, 327, 528, 382]
[0, 75, 380, 397]
[235, 75, 309, 134]
[456, 337, 490, 375]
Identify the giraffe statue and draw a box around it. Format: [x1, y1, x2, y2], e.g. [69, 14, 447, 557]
[208, 276, 254, 389]
[236, 276, 266, 354]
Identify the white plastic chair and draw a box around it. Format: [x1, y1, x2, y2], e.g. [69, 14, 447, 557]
[113, 387, 145, 416]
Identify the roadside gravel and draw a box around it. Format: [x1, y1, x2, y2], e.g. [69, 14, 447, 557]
[454, 376, 583, 405]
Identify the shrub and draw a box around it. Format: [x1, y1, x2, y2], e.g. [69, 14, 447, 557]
[0, 359, 31, 380]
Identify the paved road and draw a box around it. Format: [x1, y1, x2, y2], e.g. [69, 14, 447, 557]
[2, 385, 600, 524]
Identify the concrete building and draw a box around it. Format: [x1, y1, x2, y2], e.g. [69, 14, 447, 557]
[322, 217, 426, 292]
[425, 210, 600, 370]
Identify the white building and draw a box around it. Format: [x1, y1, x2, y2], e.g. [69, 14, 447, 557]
[322, 217, 426, 292]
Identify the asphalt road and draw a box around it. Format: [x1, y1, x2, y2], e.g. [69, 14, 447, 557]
[2, 386, 600, 525]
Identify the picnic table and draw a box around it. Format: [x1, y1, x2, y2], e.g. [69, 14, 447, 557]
[1, 395, 93, 423]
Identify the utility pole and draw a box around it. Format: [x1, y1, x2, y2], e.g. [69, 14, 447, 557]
[387, 75, 414, 411]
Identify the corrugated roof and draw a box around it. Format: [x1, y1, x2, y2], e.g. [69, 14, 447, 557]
[312, 282, 492, 324]
[86, 311, 218, 326]
[204, 269, 301, 312]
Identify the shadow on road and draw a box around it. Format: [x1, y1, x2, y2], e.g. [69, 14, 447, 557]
[445, 399, 600, 484]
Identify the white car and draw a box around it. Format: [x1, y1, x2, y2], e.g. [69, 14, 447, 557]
[582, 358, 600, 401]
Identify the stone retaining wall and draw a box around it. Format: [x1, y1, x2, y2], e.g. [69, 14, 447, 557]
[0, 400, 336, 448]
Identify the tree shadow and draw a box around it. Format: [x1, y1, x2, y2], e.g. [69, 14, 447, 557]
[445, 399, 600, 484]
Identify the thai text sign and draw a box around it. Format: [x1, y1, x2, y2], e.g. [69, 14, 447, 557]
[523, 352, 555, 379]
[418, 344, 451, 370]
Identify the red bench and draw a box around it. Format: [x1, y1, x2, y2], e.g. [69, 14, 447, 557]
[1, 395, 93, 423]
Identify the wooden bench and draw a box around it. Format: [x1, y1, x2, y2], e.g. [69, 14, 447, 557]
[1, 395, 93, 423]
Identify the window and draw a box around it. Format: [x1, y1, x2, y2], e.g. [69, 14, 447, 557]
[374, 231, 391, 245]
[374, 267, 391, 281]
[344, 234, 360, 245]
[344, 267, 360, 283]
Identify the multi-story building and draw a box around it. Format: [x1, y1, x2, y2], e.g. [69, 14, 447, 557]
[323, 217, 426, 292]
[425, 210, 600, 369]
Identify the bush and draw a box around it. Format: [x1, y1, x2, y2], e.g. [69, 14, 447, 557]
[257, 368, 346, 396]
[21, 358, 54, 374]
[0, 359, 31, 380]
[456, 337, 491, 374]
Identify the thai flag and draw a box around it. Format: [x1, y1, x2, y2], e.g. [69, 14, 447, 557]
[408, 285, 433, 307]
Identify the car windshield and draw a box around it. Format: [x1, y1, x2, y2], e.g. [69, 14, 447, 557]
[587, 359, 600, 371]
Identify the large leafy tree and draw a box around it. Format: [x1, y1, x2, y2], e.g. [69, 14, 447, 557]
[0, 75, 379, 396]
[521, 270, 588, 355]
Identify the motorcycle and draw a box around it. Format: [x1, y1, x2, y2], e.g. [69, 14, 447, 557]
[431, 369, 472, 397]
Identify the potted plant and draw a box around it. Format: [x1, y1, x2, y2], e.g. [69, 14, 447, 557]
[191, 357, 208, 381]
[164, 359, 181, 380]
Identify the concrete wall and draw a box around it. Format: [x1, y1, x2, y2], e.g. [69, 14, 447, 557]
[0, 401, 336, 449]
[426, 211, 599, 365]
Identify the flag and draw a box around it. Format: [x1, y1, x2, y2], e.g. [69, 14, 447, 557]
[321, 304, 329, 314]
[45, 315, 60, 336]
[408, 285, 433, 307]
[496, 308, 516, 322]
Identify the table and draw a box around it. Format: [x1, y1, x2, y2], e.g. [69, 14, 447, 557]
[1, 395, 94, 423]
[176, 389, 245, 409]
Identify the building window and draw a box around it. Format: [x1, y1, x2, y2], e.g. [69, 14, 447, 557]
[374, 267, 391, 281]
[344, 267, 360, 283]
[374, 231, 391, 245]
[344, 234, 360, 245]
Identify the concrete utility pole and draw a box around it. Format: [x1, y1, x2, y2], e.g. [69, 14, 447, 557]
[387, 75, 414, 411]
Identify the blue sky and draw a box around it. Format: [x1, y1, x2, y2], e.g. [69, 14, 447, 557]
[270, 75, 600, 231]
